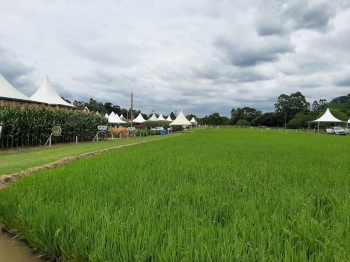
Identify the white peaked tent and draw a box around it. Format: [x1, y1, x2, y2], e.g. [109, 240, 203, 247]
[104, 113, 109, 118]
[169, 111, 192, 126]
[148, 113, 158, 121]
[165, 115, 173, 121]
[108, 112, 126, 124]
[190, 117, 197, 124]
[95, 111, 100, 115]
[30, 75, 74, 107]
[157, 114, 166, 121]
[0, 73, 33, 102]
[133, 112, 146, 123]
[120, 114, 125, 120]
[311, 108, 344, 133]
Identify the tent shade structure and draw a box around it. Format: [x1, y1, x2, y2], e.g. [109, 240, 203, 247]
[0, 73, 33, 102]
[148, 113, 158, 121]
[312, 108, 344, 123]
[133, 112, 146, 123]
[30, 75, 75, 107]
[120, 114, 126, 120]
[157, 114, 166, 121]
[190, 117, 197, 124]
[311, 108, 345, 133]
[104, 113, 109, 118]
[169, 111, 192, 126]
[165, 115, 173, 121]
[108, 112, 126, 124]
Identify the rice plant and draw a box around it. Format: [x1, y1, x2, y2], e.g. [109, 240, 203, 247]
[0, 129, 350, 261]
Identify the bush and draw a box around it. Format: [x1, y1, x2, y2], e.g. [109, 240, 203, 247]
[235, 119, 250, 126]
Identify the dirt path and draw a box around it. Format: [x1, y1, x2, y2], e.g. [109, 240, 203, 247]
[0, 140, 155, 190]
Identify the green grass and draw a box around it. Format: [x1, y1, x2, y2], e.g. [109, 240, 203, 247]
[0, 129, 350, 261]
[0, 134, 179, 176]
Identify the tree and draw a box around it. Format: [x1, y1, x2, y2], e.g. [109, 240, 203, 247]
[89, 98, 97, 105]
[311, 100, 319, 112]
[230, 108, 244, 125]
[73, 100, 84, 108]
[61, 97, 71, 104]
[274, 91, 310, 122]
[287, 112, 315, 129]
[312, 99, 327, 112]
[236, 119, 250, 126]
[170, 112, 176, 120]
[230, 107, 262, 125]
[251, 112, 282, 127]
[186, 114, 197, 121]
[242, 107, 262, 122]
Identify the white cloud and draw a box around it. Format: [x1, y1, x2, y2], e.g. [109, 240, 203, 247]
[0, 0, 349, 117]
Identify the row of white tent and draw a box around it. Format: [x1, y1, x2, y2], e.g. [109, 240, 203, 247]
[0, 74, 74, 107]
[1, 73, 199, 126]
[106, 111, 197, 126]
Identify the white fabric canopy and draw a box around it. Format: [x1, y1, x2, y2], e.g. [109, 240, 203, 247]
[157, 114, 166, 121]
[189, 117, 197, 124]
[120, 114, 126, 120]
[169, 111, 192, 126]
[0, 73, 33, 101]
[165, 115, 173, 121]
[108, 112, 126, 124]
[133, 112, 146, 123]
[312, 108, 343, 122]
[311, 108, 345, 134]
[148, 113, 158, 121]
[31, 75, 74, 107]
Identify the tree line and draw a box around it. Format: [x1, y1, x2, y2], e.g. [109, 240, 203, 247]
[63, 92, 350, 128]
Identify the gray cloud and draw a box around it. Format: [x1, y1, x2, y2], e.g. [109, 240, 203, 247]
[1, 0, 350, 117]
[284, 2, 336, 32]
[333, 75, 350, 87]
[215, 36, 295, 67]
[0, 46, 34, 88]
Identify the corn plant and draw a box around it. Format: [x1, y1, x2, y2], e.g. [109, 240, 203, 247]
[0, 101, 107, 149]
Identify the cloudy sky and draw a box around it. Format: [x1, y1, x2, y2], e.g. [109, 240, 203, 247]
[1, 0, 350, 117]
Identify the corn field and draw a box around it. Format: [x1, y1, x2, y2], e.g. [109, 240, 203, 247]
[0, 101, 107, 149]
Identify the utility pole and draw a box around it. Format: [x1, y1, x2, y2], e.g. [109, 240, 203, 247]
[131, 92, 133, 127]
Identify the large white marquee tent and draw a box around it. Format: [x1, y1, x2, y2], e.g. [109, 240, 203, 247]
[133, 112, 147, 123]
[31, 75, 74, 107]
[108, 112, 126, 124]
[169, 111, 192, 126]
[157, 114, 166, 121]
[190, 117, 197, 124]
[148, 113, 158, 121]
[311, 108, 345, 133]
[0, 73, 33, 102]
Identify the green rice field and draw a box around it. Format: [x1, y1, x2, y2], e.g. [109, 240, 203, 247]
[0, 128, 350, 261]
